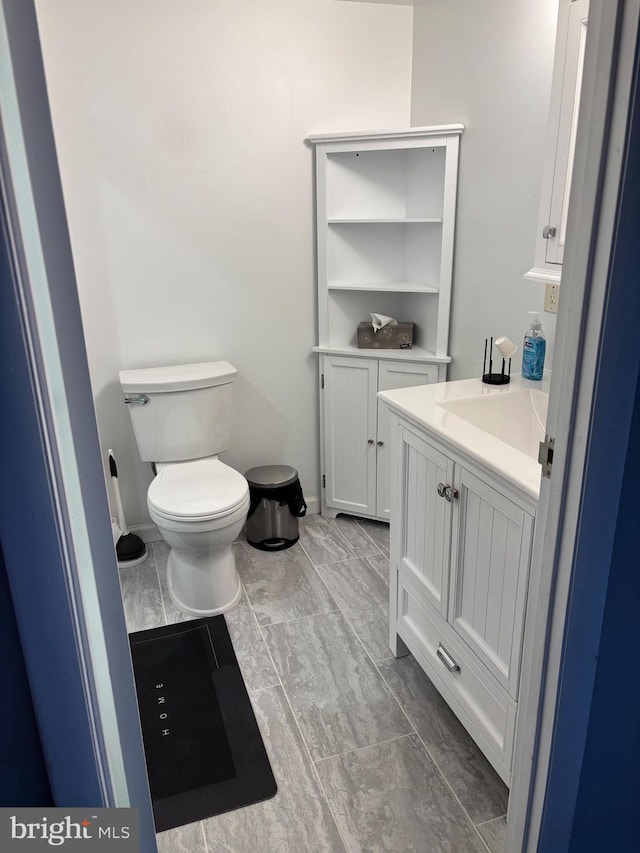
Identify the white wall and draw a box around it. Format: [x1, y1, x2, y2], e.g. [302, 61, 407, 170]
[411, 0, 558, 380]
[36, 0, 413, 528]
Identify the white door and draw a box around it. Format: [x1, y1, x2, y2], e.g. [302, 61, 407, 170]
[396, 425, 454, 618]
[449, 467, 534, 697]
[376, 361, 439, 518]
[323, 356, 378, 515]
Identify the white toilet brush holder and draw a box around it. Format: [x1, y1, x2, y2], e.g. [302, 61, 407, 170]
[108, 449, 148, 568]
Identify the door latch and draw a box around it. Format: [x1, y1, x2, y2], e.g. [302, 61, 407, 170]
[538, 434, 555, 478]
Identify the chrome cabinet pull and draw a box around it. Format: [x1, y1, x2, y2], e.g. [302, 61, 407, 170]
[437, 643, 460, 674]
[444, 485, 459, 502]
[367, 438, 375, 445]
[377, 440, 384, 447]
[437, 483, 459, 502]
[542, 225, 557, 239]
[124, 394, 149, 406]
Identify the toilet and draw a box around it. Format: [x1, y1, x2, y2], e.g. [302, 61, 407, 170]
[119, 360, 249, 617]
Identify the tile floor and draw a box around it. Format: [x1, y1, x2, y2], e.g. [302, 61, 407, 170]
[119, 514, 508, 853]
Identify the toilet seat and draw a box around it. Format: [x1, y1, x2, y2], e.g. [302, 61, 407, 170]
[148, 458, 249, 522]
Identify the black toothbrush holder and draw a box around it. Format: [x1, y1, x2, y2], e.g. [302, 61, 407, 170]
[482, 336, 517, 385]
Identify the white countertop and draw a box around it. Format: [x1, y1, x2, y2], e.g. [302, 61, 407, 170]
[378, 373, 551, 500]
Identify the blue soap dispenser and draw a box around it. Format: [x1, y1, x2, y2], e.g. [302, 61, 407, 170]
[522, 312, 546, 380]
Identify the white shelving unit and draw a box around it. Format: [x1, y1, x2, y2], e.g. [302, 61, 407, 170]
[308, 125, 464, 521]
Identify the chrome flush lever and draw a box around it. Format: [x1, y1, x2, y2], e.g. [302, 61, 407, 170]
[124, 394, 149, 406]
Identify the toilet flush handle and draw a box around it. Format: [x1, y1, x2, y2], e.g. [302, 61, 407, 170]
[124, 394, 149, 406]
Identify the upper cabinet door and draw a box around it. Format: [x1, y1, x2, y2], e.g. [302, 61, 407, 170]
[545, 0, 589, 266]
[526, 0, 589, 283]
[323, 356, 378, 516]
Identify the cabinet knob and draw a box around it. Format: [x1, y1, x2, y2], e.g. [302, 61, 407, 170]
[542, 225, 557, 239]
[367, 439, 375, 445]
[377, 440, 384, 447]
[437, 482, 459, 502]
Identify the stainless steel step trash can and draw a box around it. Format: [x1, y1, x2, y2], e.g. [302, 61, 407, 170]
[245, 465, 307, 551]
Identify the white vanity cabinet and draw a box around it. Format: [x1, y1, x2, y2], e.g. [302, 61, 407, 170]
[527, 0, 589, 283]
[389, 417, 536, 785]
[309, 125, 463, 520]
[321, 355, 440, 520]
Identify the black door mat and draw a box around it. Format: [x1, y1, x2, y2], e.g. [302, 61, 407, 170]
[129, 616, 277, 833]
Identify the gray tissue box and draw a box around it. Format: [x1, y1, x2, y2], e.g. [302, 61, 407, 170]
[357, 322, 414, 349]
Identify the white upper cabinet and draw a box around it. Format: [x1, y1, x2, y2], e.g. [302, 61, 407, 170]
[527, 0, 589, 284]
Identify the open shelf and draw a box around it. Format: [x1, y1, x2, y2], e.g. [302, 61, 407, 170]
[311, 124, 462, 362]
[327, 282, 440, 293]
[312, 344, 452, 364]
[328, 217, 443, 225]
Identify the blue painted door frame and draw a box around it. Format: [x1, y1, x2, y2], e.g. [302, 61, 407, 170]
[538, 13, 640, 851]
[0, 1, 156, 848]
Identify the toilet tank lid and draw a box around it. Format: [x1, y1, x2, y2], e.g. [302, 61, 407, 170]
[119, 361, 237, 394]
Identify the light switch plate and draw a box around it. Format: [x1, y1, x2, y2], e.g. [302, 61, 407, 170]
[544, 283, 559, 314]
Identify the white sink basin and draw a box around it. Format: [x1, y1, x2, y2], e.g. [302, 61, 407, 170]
[438, 389, 548, 459]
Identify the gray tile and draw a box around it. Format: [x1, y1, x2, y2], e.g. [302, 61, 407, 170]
[235, 541, 337, 626]
[477, 816, 506, 852]
[156, 821, 206, 852]
[356, 518, 390, 559]
[317, 734, 487, 853]
[152, 540, 195, 625]
[317, 554, 391, 662]
[299, 514, 381, 566]
[154, 541, 279, 690]
[263, 611, 412, 761]
[377, 656, 508, 824]
[119, 552, 165, 633]
[225, 589, 279, 692]
[202, 686, 345, 852]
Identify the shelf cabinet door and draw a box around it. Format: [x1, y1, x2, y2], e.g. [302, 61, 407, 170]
[448, 466, 534, 696]
[323, 356, 378, 516]
[396, 425, 454, 619]
[376, 362, 440, 519]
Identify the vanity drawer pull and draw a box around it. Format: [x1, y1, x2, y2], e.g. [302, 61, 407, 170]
[437, 643, 461, 674]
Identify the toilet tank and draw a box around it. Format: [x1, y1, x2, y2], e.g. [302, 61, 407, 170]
[119, 361, 238, 463]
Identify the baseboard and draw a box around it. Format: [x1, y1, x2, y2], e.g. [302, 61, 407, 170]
[129, 498, 320, 548]
[304, 496, 320, 516]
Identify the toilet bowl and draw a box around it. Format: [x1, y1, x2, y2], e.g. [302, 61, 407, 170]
[148, 457, 250, 616]
[119, 360, 248, 617]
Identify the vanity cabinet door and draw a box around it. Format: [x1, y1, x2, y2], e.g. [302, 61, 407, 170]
[376, 362, 439, 519]
[323, 356, 378, 516]
[396, 425, 454, 619]
[448, 466, 534, 697]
